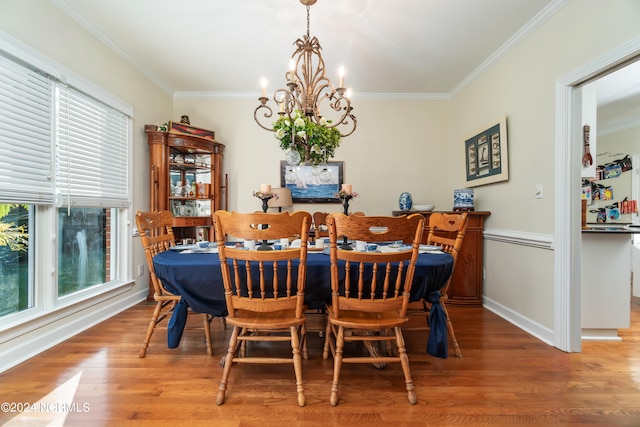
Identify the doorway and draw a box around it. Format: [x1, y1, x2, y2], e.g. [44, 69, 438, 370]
[556, 38, 640, 353]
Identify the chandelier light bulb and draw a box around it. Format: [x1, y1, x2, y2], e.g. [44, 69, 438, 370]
[338, 66, 345, 88]
[261, 78, 267, 97]
[289, 60, 296, 82]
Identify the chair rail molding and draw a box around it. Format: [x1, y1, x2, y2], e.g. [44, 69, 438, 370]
[483, 228, 553, 250]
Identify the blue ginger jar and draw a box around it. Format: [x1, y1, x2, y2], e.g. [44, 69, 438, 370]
[399, 192, 413, 211]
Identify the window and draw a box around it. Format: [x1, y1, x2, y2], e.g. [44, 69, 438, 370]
[0, 204, 31, 317]
[0, 37, 132, 322]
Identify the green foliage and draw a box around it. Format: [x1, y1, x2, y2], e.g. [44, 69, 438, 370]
[0, 204, 29, 252]
[273, 110, 342, 165]
[0, 222, 28, 252]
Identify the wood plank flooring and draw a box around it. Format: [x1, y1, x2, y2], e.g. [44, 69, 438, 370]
[1, 301, 639, 426]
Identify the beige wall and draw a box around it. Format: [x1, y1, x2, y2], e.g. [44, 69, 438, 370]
[173, 97, 452, 215]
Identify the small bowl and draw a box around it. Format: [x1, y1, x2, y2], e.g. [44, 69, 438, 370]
[413, 204, 435, 211]
[197, 241, 209, 249]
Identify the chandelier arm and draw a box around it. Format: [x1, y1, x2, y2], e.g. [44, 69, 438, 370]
[338, 115, 357, 137]
[254, 104, 276, 132]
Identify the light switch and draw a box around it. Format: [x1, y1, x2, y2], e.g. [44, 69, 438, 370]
[535, 184, 543, 199]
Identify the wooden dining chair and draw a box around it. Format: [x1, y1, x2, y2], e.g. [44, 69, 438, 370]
[135, 210, 213, 358]
[418, 212, 468, 357]
[313, 211, 329, 239]
[213, 210, 312, 407]
[322, 213, 424, 406]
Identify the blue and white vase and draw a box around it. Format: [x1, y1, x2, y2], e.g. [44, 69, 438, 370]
[399, 192, 413, 211]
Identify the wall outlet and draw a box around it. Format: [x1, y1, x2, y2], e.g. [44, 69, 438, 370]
[137, 264, 144, 276]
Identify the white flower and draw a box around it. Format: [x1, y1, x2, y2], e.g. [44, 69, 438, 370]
[311, 144, 322, 154]
[294, 117, 305, 128]
[319, 116, 327, 126]
[275, 128, 286, 140]
[284, 119, 291, 127]
[296, 130, 306, 139]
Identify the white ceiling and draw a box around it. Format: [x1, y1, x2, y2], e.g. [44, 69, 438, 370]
[52, 0, 639, 132]
[53, 0, 562, 96]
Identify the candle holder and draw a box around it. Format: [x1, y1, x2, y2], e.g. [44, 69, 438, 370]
[253, 191, 277, 250]
[260, 195, 272, 213]
[339, 194, 354, 250]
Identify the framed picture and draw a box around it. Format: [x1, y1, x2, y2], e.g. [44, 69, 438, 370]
[169, 121, 215, 140]
[280, 161, 343, 203]
[464, 117, 509, 187]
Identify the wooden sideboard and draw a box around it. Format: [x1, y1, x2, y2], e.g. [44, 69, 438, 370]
[393, 210, 490, 306]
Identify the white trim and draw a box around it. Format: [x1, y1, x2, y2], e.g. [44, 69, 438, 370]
[173, 91, 452, 101]
[0, 31, 133, 117]
[555, 35, 640, 353]
[0, 281, 135, 344]
[0, 287, 147, 373]
[483, 296, 554, 346]
[483, 228, 553, 250]
[450, 0, 569, 98]
[51, 0, 173, 98]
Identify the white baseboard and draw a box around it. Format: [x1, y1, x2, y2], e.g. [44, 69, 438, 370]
[0, 289, 148, 373]
[483, 296, 555, 346]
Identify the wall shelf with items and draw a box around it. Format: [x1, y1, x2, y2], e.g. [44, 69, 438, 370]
[145, 124, 227, 243]
[582, 154, 636, 223]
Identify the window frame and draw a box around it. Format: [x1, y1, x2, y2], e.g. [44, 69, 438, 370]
[0, 32, 134, 332]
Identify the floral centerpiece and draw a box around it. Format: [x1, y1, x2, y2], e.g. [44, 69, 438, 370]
[253, 191, 278, 200]
[273, 110, 342, 166]
[335, 190, 358, 201]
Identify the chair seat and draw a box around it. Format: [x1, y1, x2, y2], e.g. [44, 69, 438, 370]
[328, 309, 409, 330]
[225, 309, 307, 330]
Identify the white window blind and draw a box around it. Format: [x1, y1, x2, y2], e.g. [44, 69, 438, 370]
[56, 86, 129, 208]
[0, 52, 53, 205]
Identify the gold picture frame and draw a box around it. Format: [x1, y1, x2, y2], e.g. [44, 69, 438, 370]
[464, 117, 509, 187]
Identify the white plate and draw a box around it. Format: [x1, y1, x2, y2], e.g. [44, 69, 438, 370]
[413, 205, 435, 211]
[419, 245, 441, 251]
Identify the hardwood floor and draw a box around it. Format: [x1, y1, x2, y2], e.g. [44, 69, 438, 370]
[1, 301, 639, 426]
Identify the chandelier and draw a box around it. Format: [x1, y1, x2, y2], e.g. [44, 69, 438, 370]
[254, 0, 357, 162]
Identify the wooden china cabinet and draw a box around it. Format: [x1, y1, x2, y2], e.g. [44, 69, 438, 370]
[144, 124, 226, 243]
[393, 210, 490, 306]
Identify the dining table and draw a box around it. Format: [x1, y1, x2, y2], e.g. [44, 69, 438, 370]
[153, 246, 454, 358]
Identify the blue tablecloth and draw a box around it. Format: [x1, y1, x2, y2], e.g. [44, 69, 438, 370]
[153, 250, 454, 357]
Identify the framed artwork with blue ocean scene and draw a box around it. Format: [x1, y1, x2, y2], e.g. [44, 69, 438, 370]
[280, 161, 343, 203]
